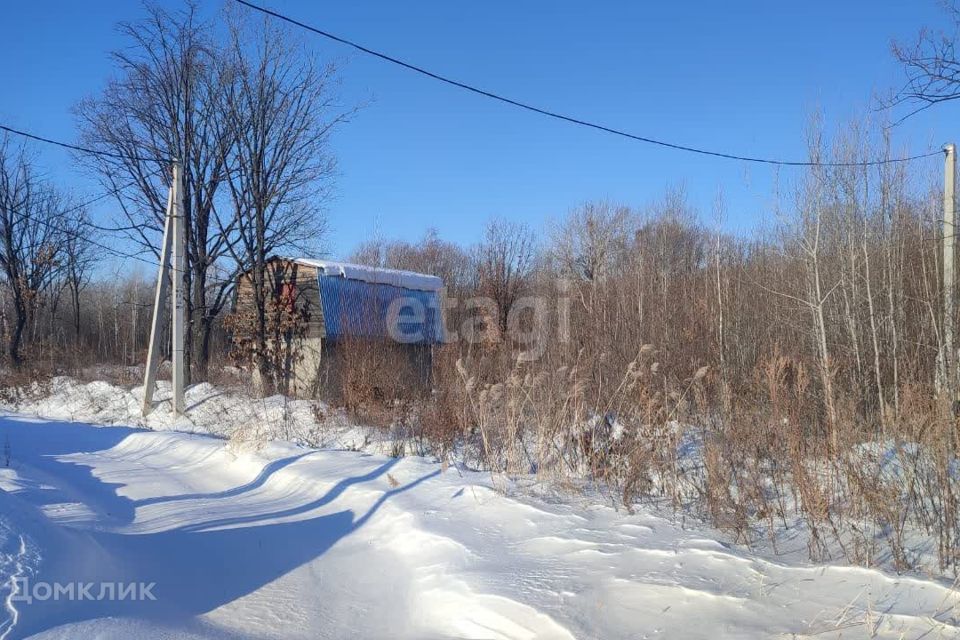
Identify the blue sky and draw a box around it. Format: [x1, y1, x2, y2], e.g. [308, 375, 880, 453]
[1, 0, 957, 265]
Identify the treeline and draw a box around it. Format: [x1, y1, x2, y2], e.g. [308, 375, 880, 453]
[5, 125, 958, 570]
[0, 138, 95, 367]
[3, 117, 949, 438]
[354, 136, 945, 444]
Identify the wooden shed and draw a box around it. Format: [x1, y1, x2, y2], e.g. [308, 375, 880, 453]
[233, 257, 445, 399]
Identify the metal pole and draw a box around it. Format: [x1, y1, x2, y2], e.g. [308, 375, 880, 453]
[944, 144, 957, 406]
[171, 159, 186, 415]
[142, 178, 174, 416]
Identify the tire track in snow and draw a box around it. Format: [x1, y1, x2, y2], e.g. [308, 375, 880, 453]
[0, 534, 26, 640]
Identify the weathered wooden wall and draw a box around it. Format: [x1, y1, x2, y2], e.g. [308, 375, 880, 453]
[234, 258, 326, 339]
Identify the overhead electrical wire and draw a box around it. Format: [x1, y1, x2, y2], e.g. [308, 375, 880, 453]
[0, 125, 172, 265]
[0, 123, 171, 164]
[233, 0, 942, 168]
[48, 176, 158, 231]
[0, 124, 172, 167]
[0, 0, 949, 277]
[12, 201, 165, 271]
[79, 172, 171, 234]
[2, 168, 172, 270]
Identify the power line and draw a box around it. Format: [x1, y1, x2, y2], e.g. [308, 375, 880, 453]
[233, 0, 942, 168]
[3, 179, 169, 271]
[7, 166, 167, 235]
[0, 125, 171, 264]
[0, 123, 170, 164]
[9, 187, 112, 233]
[0, 126, 206, 278]
[80, 171, 171, 234]
[62, 178, 154, 228]
[16, 202, 162, 270]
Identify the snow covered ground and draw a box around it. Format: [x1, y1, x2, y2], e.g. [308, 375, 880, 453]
[2, 376, 380, 451]
[0, 411, 958, 639]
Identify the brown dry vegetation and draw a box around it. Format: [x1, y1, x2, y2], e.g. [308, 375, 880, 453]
[339, 131, 960, 573]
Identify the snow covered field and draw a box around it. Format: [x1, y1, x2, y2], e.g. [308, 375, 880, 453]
[0, 410, 958, 639]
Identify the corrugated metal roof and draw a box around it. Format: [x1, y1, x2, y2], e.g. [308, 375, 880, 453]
[316, 272, 445, 344]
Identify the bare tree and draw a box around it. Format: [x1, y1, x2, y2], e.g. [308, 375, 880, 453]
[476, 219, 537, 334]
[76, 2, 234, 380]
[0, 136, 70, 365]
[549, 202, 632, 283]
[62, 212, 97, 343]
[220, 11, 349, 379]
[797, 141, 840, 449]
[890, 2, 960, 121]
[352, 229, 472, 294]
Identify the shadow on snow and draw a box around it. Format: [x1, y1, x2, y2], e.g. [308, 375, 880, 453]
[0, 417, 439, 638]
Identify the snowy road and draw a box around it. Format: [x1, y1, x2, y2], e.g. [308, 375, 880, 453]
[0, 415, 957, 639]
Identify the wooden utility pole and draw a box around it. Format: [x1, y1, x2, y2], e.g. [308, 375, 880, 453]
[944, 143, 957, 406]
[142, 160, 187, 416]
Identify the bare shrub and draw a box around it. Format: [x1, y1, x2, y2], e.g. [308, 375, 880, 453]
[333, 337, 424, 424]
[224, 287, 310, 397]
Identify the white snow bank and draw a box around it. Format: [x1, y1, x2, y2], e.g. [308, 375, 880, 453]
[0, 415, 957, 639]
[0, 377, 390, 454]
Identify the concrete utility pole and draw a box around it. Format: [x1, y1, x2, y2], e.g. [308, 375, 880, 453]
[170, 160, 186, 414]
[142, 160, 187, 416]
[944, 143, 957, 405]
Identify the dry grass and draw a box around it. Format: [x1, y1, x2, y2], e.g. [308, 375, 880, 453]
[440, 339, 960, 575]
